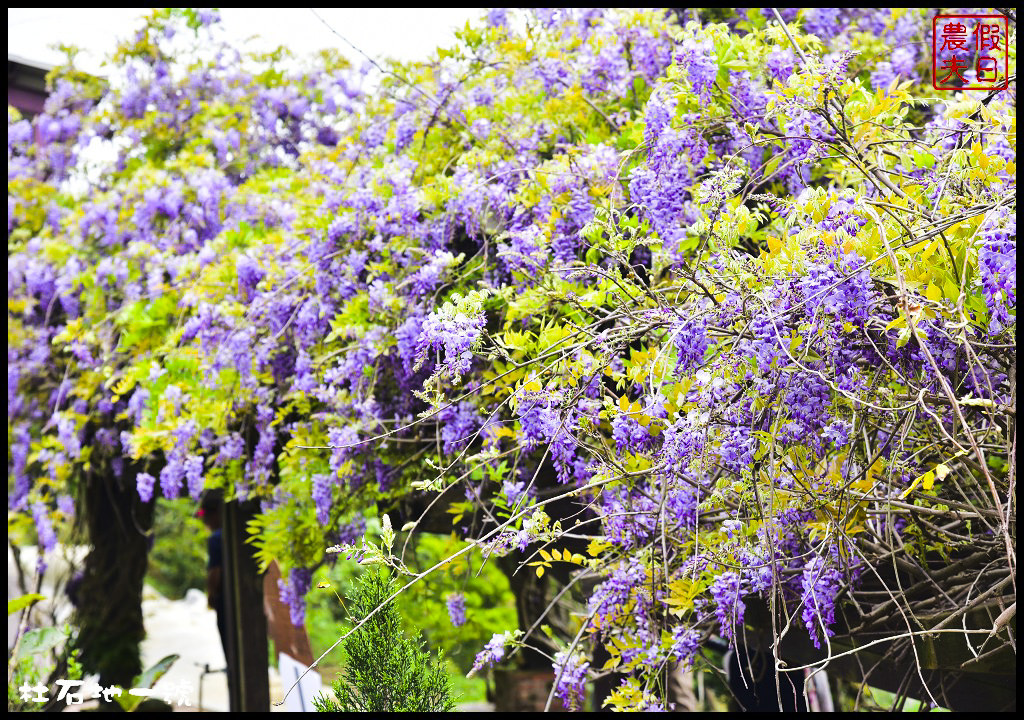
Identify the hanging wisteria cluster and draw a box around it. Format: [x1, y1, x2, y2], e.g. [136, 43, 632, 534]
[8, 7, 1016, 711]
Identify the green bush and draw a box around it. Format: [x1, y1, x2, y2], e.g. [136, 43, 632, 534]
[145, 499, 207, 599]
[314, 569, 454, 712]
[304, 524, 516, 702]
[396, 533, 517, 674]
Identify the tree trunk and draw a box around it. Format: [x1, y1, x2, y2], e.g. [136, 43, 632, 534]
[75, 465, 154, 690]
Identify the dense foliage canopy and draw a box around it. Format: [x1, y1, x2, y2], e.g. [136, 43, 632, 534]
[8, 7, 1016, 711]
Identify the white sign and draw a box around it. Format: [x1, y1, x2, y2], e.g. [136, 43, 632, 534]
[278, 653, 323, 712]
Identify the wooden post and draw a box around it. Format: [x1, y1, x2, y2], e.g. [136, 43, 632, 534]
[223, 499, 270, 712]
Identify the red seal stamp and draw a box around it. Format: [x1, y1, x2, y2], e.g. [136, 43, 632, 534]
[932, 14, 1009, 90]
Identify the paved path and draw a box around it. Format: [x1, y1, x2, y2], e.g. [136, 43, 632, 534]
[140, 585, 230, 711]
[140, 585, 294, 712]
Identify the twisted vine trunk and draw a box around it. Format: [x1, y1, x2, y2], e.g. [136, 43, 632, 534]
[75, 465, 154, 690]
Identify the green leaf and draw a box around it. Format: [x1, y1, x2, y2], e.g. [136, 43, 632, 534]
[17, 626, 65, 661]
[135, 653, 180, 692]
[912, 150, 936, 169]
[762, 153, 783, 178]
[8, 593, 45, 616]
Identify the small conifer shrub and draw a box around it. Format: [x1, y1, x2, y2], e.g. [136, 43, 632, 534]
[314, 570, 454, 712]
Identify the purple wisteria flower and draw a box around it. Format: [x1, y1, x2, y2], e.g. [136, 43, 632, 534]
[55, 413, 81, 458]
[415, 293, 487, 379]
[184, 454, 204, 500]
[675, 37, 717, 107]
[160, 461, 184, 499]
[552, 650, 590, 710]
[978, 210, 1016, 334]
[32, 501, 58, 574]
[57, 494, 75, 519]
[236, 253, 265, 301]
[311, 473, 334, 525]
[438, 401, 481, 455]
[589, 559, 647, 625]
[446, 592, 467, 628]
[670, 625, 700, 667]
[710, 571, 745, 642]
[469, 631, 518, 676]
[801, 555, 842, 649]
[765, 48, 796, 83]
[673, 316, 709, 373]
[136, 472, 156, 503]
[278, 566, 313, 626]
